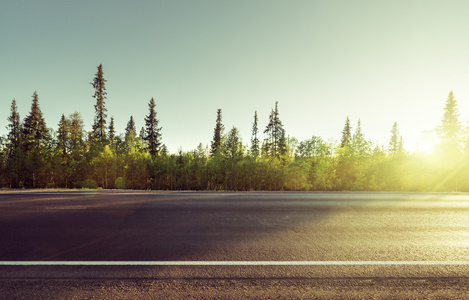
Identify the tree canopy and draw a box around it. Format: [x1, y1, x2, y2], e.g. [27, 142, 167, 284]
[1, 66, 468, 192]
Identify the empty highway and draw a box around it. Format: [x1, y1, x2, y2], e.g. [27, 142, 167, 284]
[1, 191, 468, 298]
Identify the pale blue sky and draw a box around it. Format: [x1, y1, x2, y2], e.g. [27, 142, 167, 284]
[2, 0, 469, 152]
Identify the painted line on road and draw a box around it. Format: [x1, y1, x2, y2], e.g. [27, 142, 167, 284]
[1, 261, 469, 266]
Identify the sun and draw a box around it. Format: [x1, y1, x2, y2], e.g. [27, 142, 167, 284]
[419, 140, 435, 154]
[415, 130, 437, 154]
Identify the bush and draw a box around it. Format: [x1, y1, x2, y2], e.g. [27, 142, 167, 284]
[115, 177, 125, 189]
[81, 179, 97, 189]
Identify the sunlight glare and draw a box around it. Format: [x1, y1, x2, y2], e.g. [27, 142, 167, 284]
[419, 140, 435, 154]
[416, 130, 437, 154]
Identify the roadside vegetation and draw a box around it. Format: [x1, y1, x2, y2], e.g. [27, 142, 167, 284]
[1, 65, 467, 191]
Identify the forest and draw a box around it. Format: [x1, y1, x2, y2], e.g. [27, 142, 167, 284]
[1, 64, 468, 191]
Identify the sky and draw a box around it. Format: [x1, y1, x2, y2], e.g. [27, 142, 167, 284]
[2, 0, 469, 153]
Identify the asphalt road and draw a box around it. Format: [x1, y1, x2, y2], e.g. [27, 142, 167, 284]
[1, 191, 469, 298]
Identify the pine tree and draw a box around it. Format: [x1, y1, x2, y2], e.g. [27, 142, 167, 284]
[91, 64, 108, 142]
[6, 99, 21, 151]
[57, 114, 69, 156]
[211, 109, 224, 156]
[139, 127, 146, 145]
[250, 111, 259, 159]
[108, 117, 115, 144]
[125, 116, 137, 145]
[144, 98, 162, 157]
[68, 112, 84, 151]
[352, 119, 368, 156]
[438, 91, 461, 153]
[23, 91, 48, 151]
[22, 91, 49, 187]
[398, 136, 404, 154]
[340, 116, 352, 148]
[67, 112, 85, 187]
[263, 101, 286, 159]
[225, 126, 243, 161]
[389, 122, 398, 153]
[5, 99, 22, 188]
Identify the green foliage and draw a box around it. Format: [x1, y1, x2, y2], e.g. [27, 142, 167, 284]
[250, 111, 259, 159]
[340, 116, 352, 148]
[115, 177, 125, 189]
[91, 64, 107, 142]
[5, 99, 23, 188]
[437, 91, 461, 154]
[388, 122, 404, 155]
[23, 92, 49, 152]
[211, 109, 224, 157]
[108, 117, 116, 144]
[3, 68, 469, 192]
[263, 102, 286, 159]
[144, 98, 162, 158]
[81, 179, 97, 189]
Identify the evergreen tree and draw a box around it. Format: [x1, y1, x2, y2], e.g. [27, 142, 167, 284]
[211, 109, 224, 156]
[340, 116, 352, 148]
[388, 122, 403, 154]
[224, 126, 243, 190]
[5, 99, 22, 188]
[57, 114, 69, 156]
[125, 116, 137, 146]
[108, 117, 115, 144]
[225, 126, 243, 161]
[139, 127, 146, 145]
[67, 112, 86, 187]
[6, 99, 21, 150]
[398, 136, 404, 154]
[389, 122, 398, 153]
[23, 91, 48, 151]
[91, 64, 107, 142]
[263, 101, 286, 159]
[438, 91, 461, 153]
[351, 119, 368, 156]
[144, 98, 162, 157]
[22, 91, 49, 187]
[68, 112, 85, 150]
[250, 111, 259, 158]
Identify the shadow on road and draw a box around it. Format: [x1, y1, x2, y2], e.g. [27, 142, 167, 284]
[0, 191, 461, 261]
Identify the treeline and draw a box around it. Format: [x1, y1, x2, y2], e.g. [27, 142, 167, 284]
[1, 65, 469, 191]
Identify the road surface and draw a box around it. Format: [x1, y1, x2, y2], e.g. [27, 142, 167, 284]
[0, 191, 468, 298]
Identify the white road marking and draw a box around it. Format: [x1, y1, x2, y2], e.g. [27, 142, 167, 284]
[1, 261, 469, 266]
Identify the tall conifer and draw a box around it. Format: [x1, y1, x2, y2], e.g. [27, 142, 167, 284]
[91, 64, 107, 141]
[68, 112, 84, 150]
[438, 91, 461, 153]
[211, 109, 224, 156]
[340, 116, 352, 148]
[144, 98, 162, 157]
[250, 111, 259, 158]
[57, 114, 69, 156]
[5, 99, 22, 188]
[22, 91, 48, 187]
[23, 91, 48, 151]
[225, 126, 243, 161]
[388, 122, 403, 154]
[352, 119, 367, 156]
[125, 116, 137, 145]
[108, 117, 115, 144]
[263, 101, 286, 159]
[6, 99, 21, 151]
